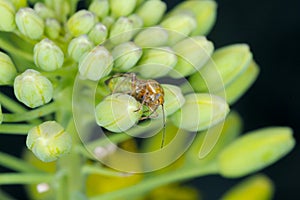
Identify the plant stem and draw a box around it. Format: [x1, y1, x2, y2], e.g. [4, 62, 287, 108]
[3, 102, 57, 122]
[82, 164, 125, 177]
[0, 152, 41, 172]
[0, 124, 33, 134]
[0, 189, 16, 200]
[90, 162, 218, 200]
[0, 173, 53, 185]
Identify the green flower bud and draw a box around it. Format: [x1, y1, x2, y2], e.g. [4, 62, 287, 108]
[171, 93, 229, 132]
[218, 127, 295, 178]
[15, 8, 44, 40]
[95, 93, 143, 132]
[102, 16, 115, 30]
[67, 9, 97, 37]
[189, 44, 252, 92]
[0, 52, 17, 85]
[216, 60, 260, 105]
[156, 84, 185, 117]
[169, 36, 214, 78]
[0, 0, 16, 31]
[109, 17, 134, 45]
[78, 45, 113, 81]
[109, 0, 136, 18]
[221, 175, 274, 200]
[136, 0, 166, 27]
[10, 0, 27, 10]
[34, 2, 55, 19]
[0, 104, 3, 124]
[88, 0, 109, 19]
[128, 14, 143, 35]
[160, 13, 197, 45]
[112, 42, 142, 72]
[45, 18, 61, 39]
[34, 38, 64, 71]
[170, 0, 217, 36]
[14, 69, 53, 108]
[135, 47, 177, 78]
[88, 23, 108, 45]
[134, 26, 168, 48]
[26, 121, 72, 162]
[68, 35, 94, 62]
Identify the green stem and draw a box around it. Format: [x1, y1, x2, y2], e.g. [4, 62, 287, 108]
[0, 173, 53, 185]
[82, 164, 126, 177]
[3, 102, 57, 122]
[0, 189, 16, 200]
[90, 162, 218, 200]
[0, 124, 33, 134]
[0, 151, 41, 172]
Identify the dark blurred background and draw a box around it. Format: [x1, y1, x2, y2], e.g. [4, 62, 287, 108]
[166, 0, 300, 199]
[0, 0, 299, 199]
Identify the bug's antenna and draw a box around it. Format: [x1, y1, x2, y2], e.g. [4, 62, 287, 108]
[161, 104, 166, 148]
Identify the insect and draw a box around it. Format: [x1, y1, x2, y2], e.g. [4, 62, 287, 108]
[106, 73, 166, 148]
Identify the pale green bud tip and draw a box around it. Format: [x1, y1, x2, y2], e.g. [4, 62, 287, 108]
[45, 18, 61, 39]
[79, 45, 113, 81]
[189, 44, 252, 92]
[0, 52, 17, 85]
[88, 0, 109, 19]
[109, 17, 134, 45]
[34, 2, 55, 19]
[112, 42, 142, 72]
[15, 8, 44, 40]
[221, 175, 274, 200]
[170, 36, 214, 78]
[67, 9, 97, 37]
[135, 47, 177, 78]
[68, 35, 94, 62]
[88, 23, 108, 45]
[14, 69, 53, 108]
[0, 0, 16, 31]
[136, 0, 166, 27]
[26, 121, 72, 162]
[134, 26, 168, 48]
[0, 104, 3, 124]
[110, 0, 136, 17]
[218, 127, 295, 178]
[171, 93, 229, 132]
[34, 38, 64, 71]
[95, 93, 143, 132]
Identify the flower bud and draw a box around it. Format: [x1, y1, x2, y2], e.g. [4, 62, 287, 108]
[134, 47, 177, 78]
[88, 23, 108, 45]
[218, 127, 295, 178]
[10, 0, 27, 10]
[34, 2, 55, 19]
[67, 9, 97, 37]
[109, 17, 134, 45]
[102, 16, 115, 30]
[0, 0, 16, 31]
[15, 8, 44, 40]
[34, 38, 64, 71]
[112, 42, 142, 72]
[136, 0, 166, 27]
[88, 0, 109, 19]
[109, 0, 136, 18]
[128, 14, 143, 35]
[78, 45, 113, 81]
[0, 52, 17, 85]
[134, 26, 168, 48]
[216, 60, 259, 105]
[170, 0, 217, 36]
[169, 36, 214, 78]
[68, 35, 94, 62]
[26, 121, 72, 162]
[14, 69, 53, 108]
[95, 93, 143, 132]
[45, 18, 61, 39]
[156, 84, 185, 117]
[0, 104, 3, 124]
[160, 13, 197, 45]
[189, 44, 253, 93]
[171, 93, 229, 132]
[221, 175, 274, 200]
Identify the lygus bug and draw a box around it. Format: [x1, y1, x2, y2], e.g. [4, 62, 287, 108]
[106, 73, 166, 148]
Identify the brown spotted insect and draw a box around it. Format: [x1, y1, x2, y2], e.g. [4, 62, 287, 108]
[106, 73, 166, 148]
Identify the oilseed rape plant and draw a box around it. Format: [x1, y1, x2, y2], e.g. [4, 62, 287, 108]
[0, 0, 295, 199]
